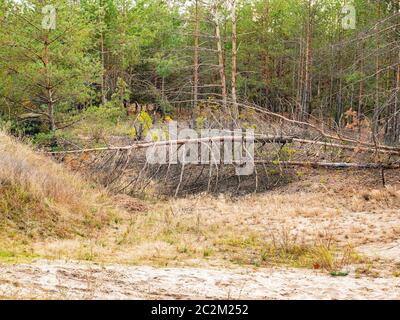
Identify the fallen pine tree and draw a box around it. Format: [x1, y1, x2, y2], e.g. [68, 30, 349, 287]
[44, 134, 293, 155]
[40, 123, 399, 196]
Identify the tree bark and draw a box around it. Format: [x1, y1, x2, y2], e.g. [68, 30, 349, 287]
[302, 0, 313, 123]
[46, 134, 294, 154]
[264, 161, 400, 170]
[192, 0, 199, 128]
[264, 1, 270, 100]
[212, 2, 228, 126]
[43, 34, 56, 132]
[100, 30, 107, 105]
[358, 43, 364, 139]
[394, 50, 400, 143]
[372, 54, 380, 138]
[231, 0, 239, 126]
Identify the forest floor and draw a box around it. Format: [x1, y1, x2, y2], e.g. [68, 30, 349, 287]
[1, 169, 400, 299]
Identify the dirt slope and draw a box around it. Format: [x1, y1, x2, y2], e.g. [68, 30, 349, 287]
[0, 131, 122, 239]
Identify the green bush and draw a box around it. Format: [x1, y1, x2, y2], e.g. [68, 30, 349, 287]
[131, 111, 153, 140]
[85, 105, 125, 124]
[277, 145, 297, 162]
[32, 132, 57, 148]
[1, 115, 45, 137]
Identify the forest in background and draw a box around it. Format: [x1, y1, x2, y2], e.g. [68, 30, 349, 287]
[0, 0, 399, 147]
[1, 1, 400, 300]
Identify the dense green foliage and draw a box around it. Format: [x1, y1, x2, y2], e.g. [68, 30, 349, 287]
[0, 0, 399, 144]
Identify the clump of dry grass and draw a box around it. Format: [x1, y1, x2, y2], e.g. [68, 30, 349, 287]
[311, 243, 356, 273]
[264, 226, 358, 272]
[347, 186, 400, 212]
[0, 131, 121, 239]
[361, 187, 400, 203]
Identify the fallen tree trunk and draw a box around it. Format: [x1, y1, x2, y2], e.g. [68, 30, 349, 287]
[45, 135, 293, 155]
[254, 160, 400, 169]
[293, 138, 400, 156]
[125, 160, 400, 169]
[236, 101, 400, 153]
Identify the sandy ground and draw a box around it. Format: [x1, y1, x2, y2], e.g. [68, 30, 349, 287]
[0, 260, 399, 299]
[1, 171, 399, 300]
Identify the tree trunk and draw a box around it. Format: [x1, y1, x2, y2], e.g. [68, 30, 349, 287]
[264, 1, 270, 104]
[393, 51, 400, 143]
[192, 0, 199, 128]
[265, 48, 269, 93]
[231, 0, 239, 127]
[43, 34, 56, 132]
[358, 43, 364, 139]
[372, 54, 380, 138]
[301, 0, 313, 123]
[212, 2, 228, 126]
[297, 39, 304, 120]
[100, 31, 107, 105]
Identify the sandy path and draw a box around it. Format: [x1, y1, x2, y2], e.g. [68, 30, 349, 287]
[0, 260, 399, 299]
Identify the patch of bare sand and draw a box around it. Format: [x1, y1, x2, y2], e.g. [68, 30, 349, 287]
[358, 240, 400, 262]
[0, 260, 399, 299]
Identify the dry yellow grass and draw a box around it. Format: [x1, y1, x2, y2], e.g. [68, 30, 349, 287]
[0, 131, 121, 241]
[24, 177, 399, 276]
[1, 130, 398, 277]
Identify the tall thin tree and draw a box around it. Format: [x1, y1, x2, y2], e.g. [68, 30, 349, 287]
[192, 0, 199, 128]
[212, 0, 228, 126]
[231, 0, 238, 126]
